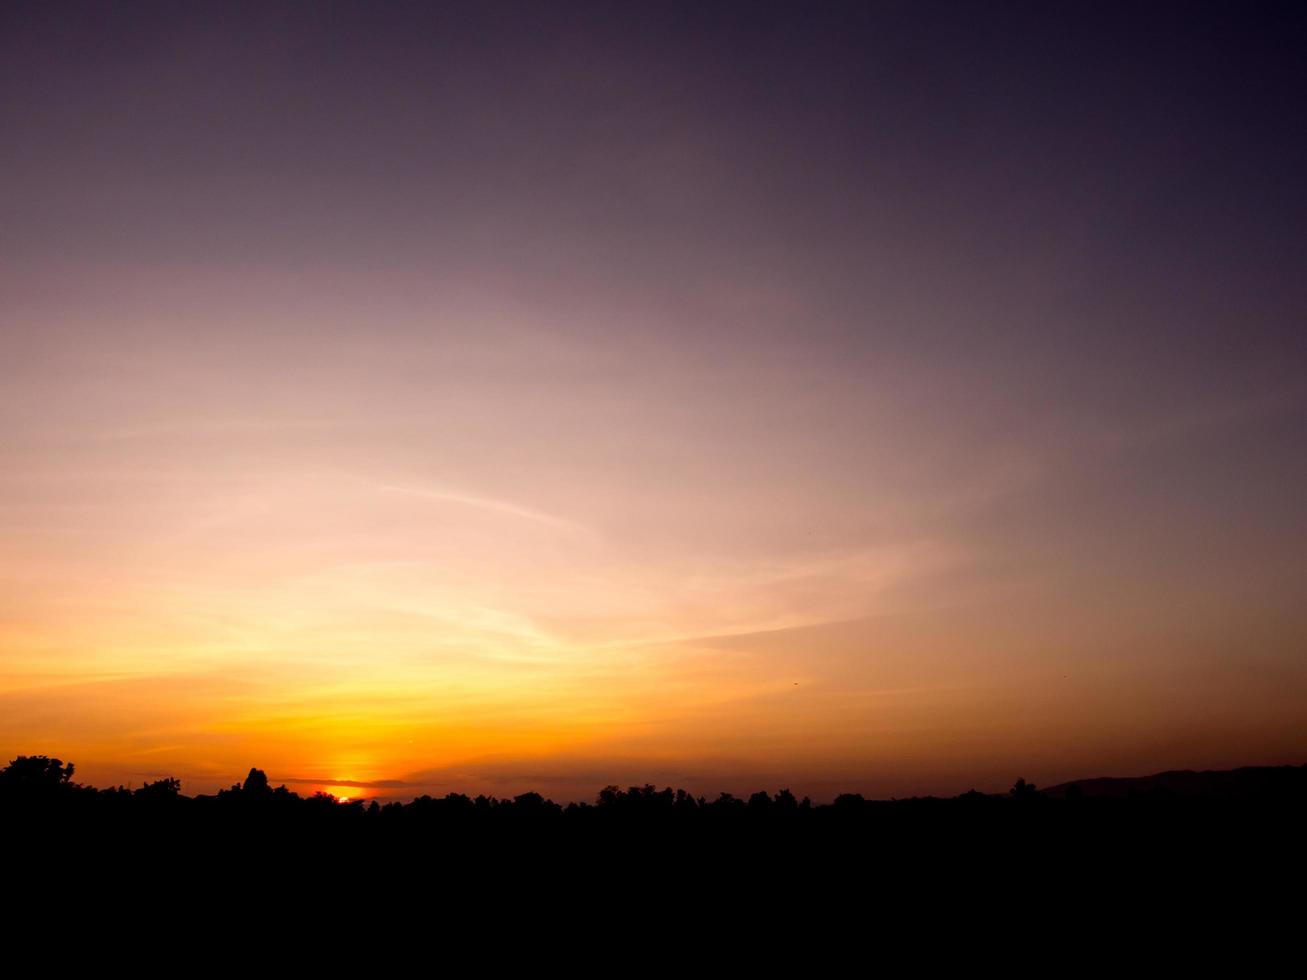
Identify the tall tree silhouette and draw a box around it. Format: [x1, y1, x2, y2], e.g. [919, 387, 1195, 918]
[0, 755, 75, 794]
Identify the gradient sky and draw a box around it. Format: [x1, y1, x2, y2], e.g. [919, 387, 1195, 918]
[2, 1, 1305, 802]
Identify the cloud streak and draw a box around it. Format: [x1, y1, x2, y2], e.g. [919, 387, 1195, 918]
[374, 482, 586, 533]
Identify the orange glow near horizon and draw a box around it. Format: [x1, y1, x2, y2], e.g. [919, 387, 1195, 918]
[3, 479, 1304, 802]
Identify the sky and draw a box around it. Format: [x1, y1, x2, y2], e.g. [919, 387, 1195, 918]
[2, 1, 1305, 802]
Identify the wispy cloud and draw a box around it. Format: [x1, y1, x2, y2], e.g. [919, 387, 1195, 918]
[374, 482, 586, 533]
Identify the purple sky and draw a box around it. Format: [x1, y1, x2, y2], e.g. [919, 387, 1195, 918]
[2, 2, 1304, 801]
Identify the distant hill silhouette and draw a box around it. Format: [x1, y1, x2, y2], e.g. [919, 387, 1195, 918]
[1043, 764, 1307, 800]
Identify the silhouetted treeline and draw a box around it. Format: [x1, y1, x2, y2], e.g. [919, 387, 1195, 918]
[6, 753, 1305, 932]
[5, 753, 1306, 835]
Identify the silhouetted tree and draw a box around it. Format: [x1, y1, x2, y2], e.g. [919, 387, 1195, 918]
[136, 777, 181, 801]
[242, 767, 272, 796]
[1010, 778, 1038, 800]
[833, 793, 865, 811]
[0, 755, 76, 793]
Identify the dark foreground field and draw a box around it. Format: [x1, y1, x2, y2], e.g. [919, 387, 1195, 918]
[6, 753, 1303, 950]
[6, 756, 1302, 955]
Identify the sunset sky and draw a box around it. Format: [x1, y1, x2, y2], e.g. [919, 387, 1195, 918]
[2, 2, 1304, 802]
